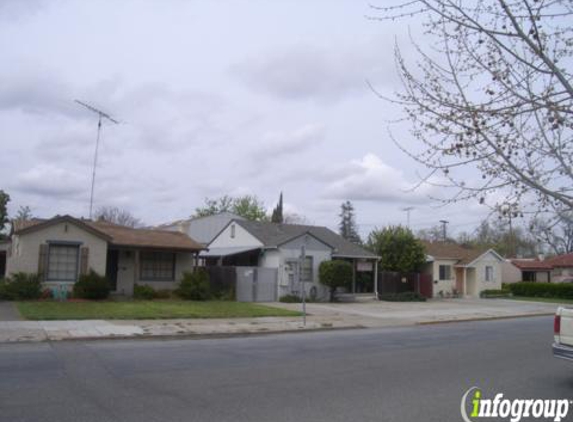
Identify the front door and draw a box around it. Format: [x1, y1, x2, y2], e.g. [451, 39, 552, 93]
[106, 250, 119, 291]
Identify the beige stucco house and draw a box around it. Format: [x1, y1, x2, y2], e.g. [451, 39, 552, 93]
[422, 241, 504, 298]
[6, 215, 204, 295]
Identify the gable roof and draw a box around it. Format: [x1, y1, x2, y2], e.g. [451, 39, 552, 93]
[232, 220, 378, 259]
[13, 215, 204, 252]
[511, 259, 553, 271]
[546, 253, 573, 268]
[421, 241, 501, 267]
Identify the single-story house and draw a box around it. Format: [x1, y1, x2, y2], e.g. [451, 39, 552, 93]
[6, 215, 204, 295]
[502, 258, 553, 283]
[157, 212, 245, 247]
[545, 253, 573, 283]
[202, 219, 380, 300]
[421, 241, 503, 298]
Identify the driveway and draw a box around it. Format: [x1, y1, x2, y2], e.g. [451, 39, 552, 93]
[0, 302, 21, 321]
[268, 297, 560, 327]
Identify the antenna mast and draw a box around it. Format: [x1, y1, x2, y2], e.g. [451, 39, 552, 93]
[75, 100, 119, 219]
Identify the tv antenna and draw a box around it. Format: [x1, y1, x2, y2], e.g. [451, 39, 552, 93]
[75, 100, 119, 219]
[401, 206, 414, 228]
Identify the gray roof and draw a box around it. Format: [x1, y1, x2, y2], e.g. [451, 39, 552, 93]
[158, 212, 245, 245]
[234, 220, 378, 259]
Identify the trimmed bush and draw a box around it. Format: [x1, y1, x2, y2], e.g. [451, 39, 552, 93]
[319, 260, 353, 302]
[1, 273, 42, 300]
[378, 292, 427, 302]
[73, 270, 111, 300]
[134, 284, 156, 300]
[480, 289, 512, 298]
[176, 269, 210, 301]
[508, 282, 573, 299]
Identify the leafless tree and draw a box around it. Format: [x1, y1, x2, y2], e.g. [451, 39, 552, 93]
[94, 206, 142, 228]
[531, 212, 573, 254]
[371, 1, 573, 222]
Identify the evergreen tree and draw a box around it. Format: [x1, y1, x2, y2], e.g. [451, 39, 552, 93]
[338, 201, 361, 244]
[271, 192, 284, 224]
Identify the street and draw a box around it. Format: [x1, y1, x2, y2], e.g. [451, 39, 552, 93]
[0, 316, 570, 422]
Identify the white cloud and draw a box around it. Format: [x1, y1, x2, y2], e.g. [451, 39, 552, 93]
[13, 164, 88, 198]
[324, 153, 437, 204]
[254, 123, 325, 159]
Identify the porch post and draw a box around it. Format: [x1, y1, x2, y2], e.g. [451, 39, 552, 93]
[352, 260, 356, 294]
[463, 267, 467, 297]
[374, 259, 379, 299]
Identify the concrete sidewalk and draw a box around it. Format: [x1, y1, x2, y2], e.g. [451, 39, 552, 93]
[0, 298, 562, 343]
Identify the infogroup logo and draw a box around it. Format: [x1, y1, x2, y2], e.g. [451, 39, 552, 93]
[461, 387, 570, 422]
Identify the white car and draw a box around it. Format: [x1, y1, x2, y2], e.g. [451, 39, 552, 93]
[553, 307, 573, 361]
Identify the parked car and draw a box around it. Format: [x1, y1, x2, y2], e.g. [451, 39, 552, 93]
[553, 307, 573, 361]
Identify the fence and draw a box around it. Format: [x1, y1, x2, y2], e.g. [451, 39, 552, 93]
[205, 266, 278, 302]
[377, 271, 433, 299]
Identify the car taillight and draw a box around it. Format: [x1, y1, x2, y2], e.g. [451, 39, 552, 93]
[555, 315, 561, 335]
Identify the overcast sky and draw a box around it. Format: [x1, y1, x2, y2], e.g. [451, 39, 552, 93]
[0, 0, 495, 237]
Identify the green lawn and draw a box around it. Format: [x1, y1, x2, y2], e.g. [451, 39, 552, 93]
[16, 300, 301, 320]
[509, 296, 573, 305]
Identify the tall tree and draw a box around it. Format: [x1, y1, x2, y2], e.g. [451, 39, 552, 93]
[373, 1, 573, 222]
[367, 226, 426, 273]
[0, 190, 10, 238]
[338, 201, 361, 244]
[14, 206, 33, 222]
[271, 192, 284, 223]
[94, 206, 142, 228]
[194, 195, 268, 221]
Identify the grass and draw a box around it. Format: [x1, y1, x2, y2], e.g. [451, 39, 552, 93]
[509, 296, 573, 305]
[16, 300, 302, 320]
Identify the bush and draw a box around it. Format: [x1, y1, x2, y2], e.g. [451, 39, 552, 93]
[154, 289, 172, 299]
[133, 284, 156, 300]
[319, 260, 353, 302]
[280, 294, 302, 303]
[508, 282, 573, 299]
[73, 270, 111, 300]
[1, 273, 42, 300]
[378, 292, 427, 302]
[176, 269, 210, 300]
[480, 289, 512, 298]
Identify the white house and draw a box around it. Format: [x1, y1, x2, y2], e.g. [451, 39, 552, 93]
[202, 219, 380, 301]
[421, 241, 504, 298]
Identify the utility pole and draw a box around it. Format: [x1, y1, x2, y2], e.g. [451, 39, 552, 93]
[439, 220, 449, 242]
[75, 100, 119, 219]
[402, 207, 414, 228]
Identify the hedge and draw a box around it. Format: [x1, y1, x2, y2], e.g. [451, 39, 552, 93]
[508, 282, 573, 299]
[378, 292, 427, 302]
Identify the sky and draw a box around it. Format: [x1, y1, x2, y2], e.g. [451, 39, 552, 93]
[0, 0, 496, 237]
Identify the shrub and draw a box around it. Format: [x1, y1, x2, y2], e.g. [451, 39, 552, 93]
[73, 270, 111, 300]
[133, 284, 156, 300]
[1, 273, 42, 300]
[319, 260, 353, 302]
[154, 289, 172, 299]
[176, 269, 210, 300]
[378, 292, 427, 302]
[280, 294, 302, 303]
[508, 282, 573, 299]
[480, 289, 512, 298]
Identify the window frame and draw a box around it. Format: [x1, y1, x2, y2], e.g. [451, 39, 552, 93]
[139, 251, 176, 282]
[485, 265, 494, 282]
[438, 264, 452, 281]
[46, 242, 81, 282]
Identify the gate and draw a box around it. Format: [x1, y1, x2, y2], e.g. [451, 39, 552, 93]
[377, 271, 433, 299]
[236, 267, 278, 302]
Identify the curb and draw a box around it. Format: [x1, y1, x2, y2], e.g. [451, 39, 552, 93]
[417, 312, 554, 325]
[0, 325, 365, 344]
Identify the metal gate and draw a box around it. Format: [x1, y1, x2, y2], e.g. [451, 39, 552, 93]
[236, 267, 278, 302]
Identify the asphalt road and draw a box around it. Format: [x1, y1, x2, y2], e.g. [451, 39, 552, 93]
[0, 316, 571, 422]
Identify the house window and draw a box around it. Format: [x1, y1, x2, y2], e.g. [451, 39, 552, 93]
[485, 266, 494, 282]
[47, 244, 80, 281]
[140, 251, 175, 281]
[301, 256, 313, 282]
[439, 265, 452, 280]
